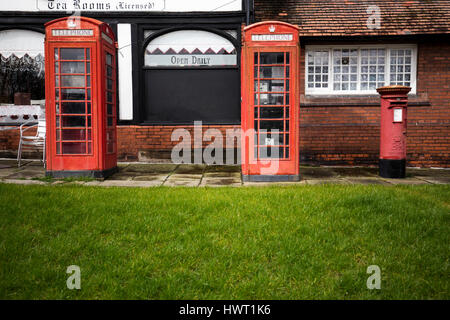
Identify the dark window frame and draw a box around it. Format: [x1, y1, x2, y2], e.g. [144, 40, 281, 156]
[135, 23, 242, 126]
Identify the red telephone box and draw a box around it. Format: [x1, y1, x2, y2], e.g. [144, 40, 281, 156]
[45, 17, 117, 178]
[241, 22, 300, 182]
[376, 85, 411, 178]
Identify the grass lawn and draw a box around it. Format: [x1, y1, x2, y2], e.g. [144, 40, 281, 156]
[0, 183, 448, 299]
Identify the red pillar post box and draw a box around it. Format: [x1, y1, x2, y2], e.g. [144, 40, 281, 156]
[45, 17, 117, 178]
[376, 85, 411, 178]
[241, 21, 300, 182]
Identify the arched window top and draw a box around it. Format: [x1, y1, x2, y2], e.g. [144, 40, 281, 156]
[145, 30, 237, 67]
[0, 29, 44, 58]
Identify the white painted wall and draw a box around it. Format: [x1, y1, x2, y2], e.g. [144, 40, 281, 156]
[117, 24, 134, 120]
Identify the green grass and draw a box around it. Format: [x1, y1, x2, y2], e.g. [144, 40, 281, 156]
[0, 183, 448, 299]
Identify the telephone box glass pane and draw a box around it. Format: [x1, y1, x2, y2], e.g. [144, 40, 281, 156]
[62, 116, 85, 127]
[260, 107, 284, 118]
[61, 102, 85, 114]
[260, 53, 284, 65]
[61, 75, 85, 87]
[260, 120, 284, 131]
[61, 129, 86, 140]
[61, 62, 85, 74]
[256, 79, 284, 92]
[61, 89, 85, 100]
[55, 46, 92, 156]
[62, 142, 86, 154]
[259, 66, 284, 78]
[253, 51, 290, 160]
[107, 92, 113, 103]
[262, 94, 284, 105]
[60, 48, 85, 60]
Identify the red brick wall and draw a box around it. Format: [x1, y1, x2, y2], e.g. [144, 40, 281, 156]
[1, 41, 448, 167]
[117, 125, 241, 161]
[296, 40, 450, 167]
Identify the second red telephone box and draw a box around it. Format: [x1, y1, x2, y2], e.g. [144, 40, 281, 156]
[45, 17, 117, 178]
[241, 21, 300, 182]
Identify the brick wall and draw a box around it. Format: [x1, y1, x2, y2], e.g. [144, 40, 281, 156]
[296, 40, 450, 167]
[117, 125, 241, 162]
[114, 40, 449, 167]
[0, 41, 448, 167]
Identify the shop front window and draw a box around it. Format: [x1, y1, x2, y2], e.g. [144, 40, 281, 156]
[0, 29, 45, 104]
[144, 30, 237, 67]
[142, 29, 240, 124]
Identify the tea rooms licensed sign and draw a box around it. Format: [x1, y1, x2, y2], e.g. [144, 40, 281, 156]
[0, 0, 242, 12]
[38, 0, 166, 11]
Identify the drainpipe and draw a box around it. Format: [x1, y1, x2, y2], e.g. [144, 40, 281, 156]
[246, 0, 250, 25]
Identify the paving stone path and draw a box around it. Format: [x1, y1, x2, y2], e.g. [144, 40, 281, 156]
[0, 159, 449, 187]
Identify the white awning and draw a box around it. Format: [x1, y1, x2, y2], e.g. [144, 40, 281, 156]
[0, 29, 45, 58]
[145, 30, 235, 55]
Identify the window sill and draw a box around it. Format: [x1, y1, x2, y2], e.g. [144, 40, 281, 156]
[300, 94, 430, 107]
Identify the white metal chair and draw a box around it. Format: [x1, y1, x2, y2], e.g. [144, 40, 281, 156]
[17, 111, 46, 168]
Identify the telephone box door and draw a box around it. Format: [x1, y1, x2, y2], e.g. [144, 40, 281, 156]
[48, 44, 98, 171]
[241, 22, 300, 182]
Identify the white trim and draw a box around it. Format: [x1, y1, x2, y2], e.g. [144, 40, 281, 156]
[117, 24, 134, 120]
[305, 44, 417, 95]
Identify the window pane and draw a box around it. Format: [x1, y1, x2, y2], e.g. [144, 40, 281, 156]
[61, 89, 85, 100]
[60, 48, 85, 60]
[389, 49, 412, 87]
[106, 53, 113, 65]
[333, 48, 358, 91]
[61, 62, 85, 74]
[61, 75, 85, 87]
[359, 48, 385, 91]
[258, 93, 284, 105]
[259, 120, 284, 131]
[260, 107, 284, 118]
[259, 52, 284, 65]
[62, 142, 86, 154]
[306, 46, 414, 93]
[306, 50, 329, 89]
[61, 129, 87, 140]
[256, 79, 284, 92]
[259, 66, 284, 78]
[62, 116, 86, 127]
[61, 102, 85, 114]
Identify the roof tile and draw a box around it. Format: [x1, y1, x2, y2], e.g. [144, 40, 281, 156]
[254, 0, 450, 36]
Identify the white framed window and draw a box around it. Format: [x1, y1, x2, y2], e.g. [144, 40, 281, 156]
[305, 45, 417, 95]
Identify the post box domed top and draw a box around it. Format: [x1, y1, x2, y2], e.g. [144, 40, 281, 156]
[45, 16, 115, 42]
[376, 85, 411, 95]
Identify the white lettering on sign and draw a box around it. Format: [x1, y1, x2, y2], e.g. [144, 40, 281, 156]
[52, 29, 94, 36]
[145, 54, 237, 67]
[251, 34, 293, 42]
[393, 108, 403, 122]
